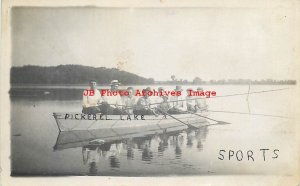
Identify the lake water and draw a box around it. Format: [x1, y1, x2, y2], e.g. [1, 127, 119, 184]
[10, 85, 298, 176]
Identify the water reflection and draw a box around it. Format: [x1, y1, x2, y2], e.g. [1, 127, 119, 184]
[174, 136, 183, 159]
[110, 155, 120, 168]
[196, 126, 208, 151]
[54, 125, 209, 175]
[82, 143, 109, 175]
[186, 129, 195, 148]
[126, 140, 135, 160]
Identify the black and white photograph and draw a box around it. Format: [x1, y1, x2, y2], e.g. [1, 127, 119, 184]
[1, 0, 300, 185]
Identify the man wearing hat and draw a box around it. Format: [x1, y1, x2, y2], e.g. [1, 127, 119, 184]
[122, 86, 137, 114]
[101, 80, 123, 115]
[82, 80, 103, 114]
[156, 95, 171, 113]
[186, 88, 197, 112]
[168, 85, 187, 114]
[151, 87, 165, 105]
[135, 87, 155, 115]
[195, 87, 208, 111]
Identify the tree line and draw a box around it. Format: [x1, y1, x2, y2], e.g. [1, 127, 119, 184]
[10, 65, 155, 85]
[10, 65, 296, 85]
[155, 76, 296, 85]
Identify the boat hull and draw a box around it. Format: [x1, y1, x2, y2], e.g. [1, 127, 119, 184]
[53, 112, 209, 132]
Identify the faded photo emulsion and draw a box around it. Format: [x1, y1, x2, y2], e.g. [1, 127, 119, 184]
[2, 3, 299, 185]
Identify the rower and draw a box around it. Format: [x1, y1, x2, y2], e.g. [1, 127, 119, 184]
[122, 87, 137, 114]
[157, 95, 171, 113]
[152, 87, 165, 105]
[186, 88, 197, 112]
[168, 85, 187, 114]
[101, 80, 123, 115]
[134, 88, 155, 115]
[195, 87, 208, 111]
[82, 80, 103, 114]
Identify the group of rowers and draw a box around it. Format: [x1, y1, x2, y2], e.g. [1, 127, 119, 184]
[82, 80, 207, 115]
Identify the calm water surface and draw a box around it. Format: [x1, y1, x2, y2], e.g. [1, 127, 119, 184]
[10, 85, 297, 176]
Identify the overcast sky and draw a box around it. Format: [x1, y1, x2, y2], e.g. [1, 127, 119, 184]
[12, 7, 298, 81]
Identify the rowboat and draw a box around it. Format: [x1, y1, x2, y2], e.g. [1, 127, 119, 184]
[54, 125, 188, 151]
[53, 112, 210, 132]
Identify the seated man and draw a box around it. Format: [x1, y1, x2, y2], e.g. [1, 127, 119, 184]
[194, 87, 208, 111]
[122, 87, 137, 115]
[134, 88, 155, 115]
[101, 80, 123, 115]
[150, 87, 164, 106]
[186, 88, 197, 112]
[168, 85, 187, 114]
[156, 95, 171, 114]
[82, 80, 103, 114]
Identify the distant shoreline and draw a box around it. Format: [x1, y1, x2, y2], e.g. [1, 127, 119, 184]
[11, 65, 296, 86]
[10, 83, 296, 88]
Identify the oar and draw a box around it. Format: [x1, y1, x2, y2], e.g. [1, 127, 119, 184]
[147, 87, 291, 106]
[156, 108, 198, 129]
[206, 109, 291, 119]
[183, 110, 230, 125]
[98, 87, 290, 109]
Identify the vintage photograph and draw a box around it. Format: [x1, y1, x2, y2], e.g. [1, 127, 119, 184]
[5, 4, 299, 181]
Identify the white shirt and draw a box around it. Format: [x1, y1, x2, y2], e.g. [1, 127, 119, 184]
[123, 96, 137, 107]
[151, 96, 164, 106]
[195, 97, 207, 109]
[102, 91, 122, 109]
[82, 88, 103, 108]
[122, 96, 137, 114]
[136, 97, 151, 110]
[169, 94, 187, 111]
[186, 96, 196, 107]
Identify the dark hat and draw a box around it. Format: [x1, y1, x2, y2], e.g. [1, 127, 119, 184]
[174, 85, 183, 91]
[158, 87, 164, 91]
[89, 80, 97, 83]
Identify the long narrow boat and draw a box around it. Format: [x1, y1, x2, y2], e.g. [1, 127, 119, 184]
[54, 125, 191, 151]
[53, 112, 210, 132]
